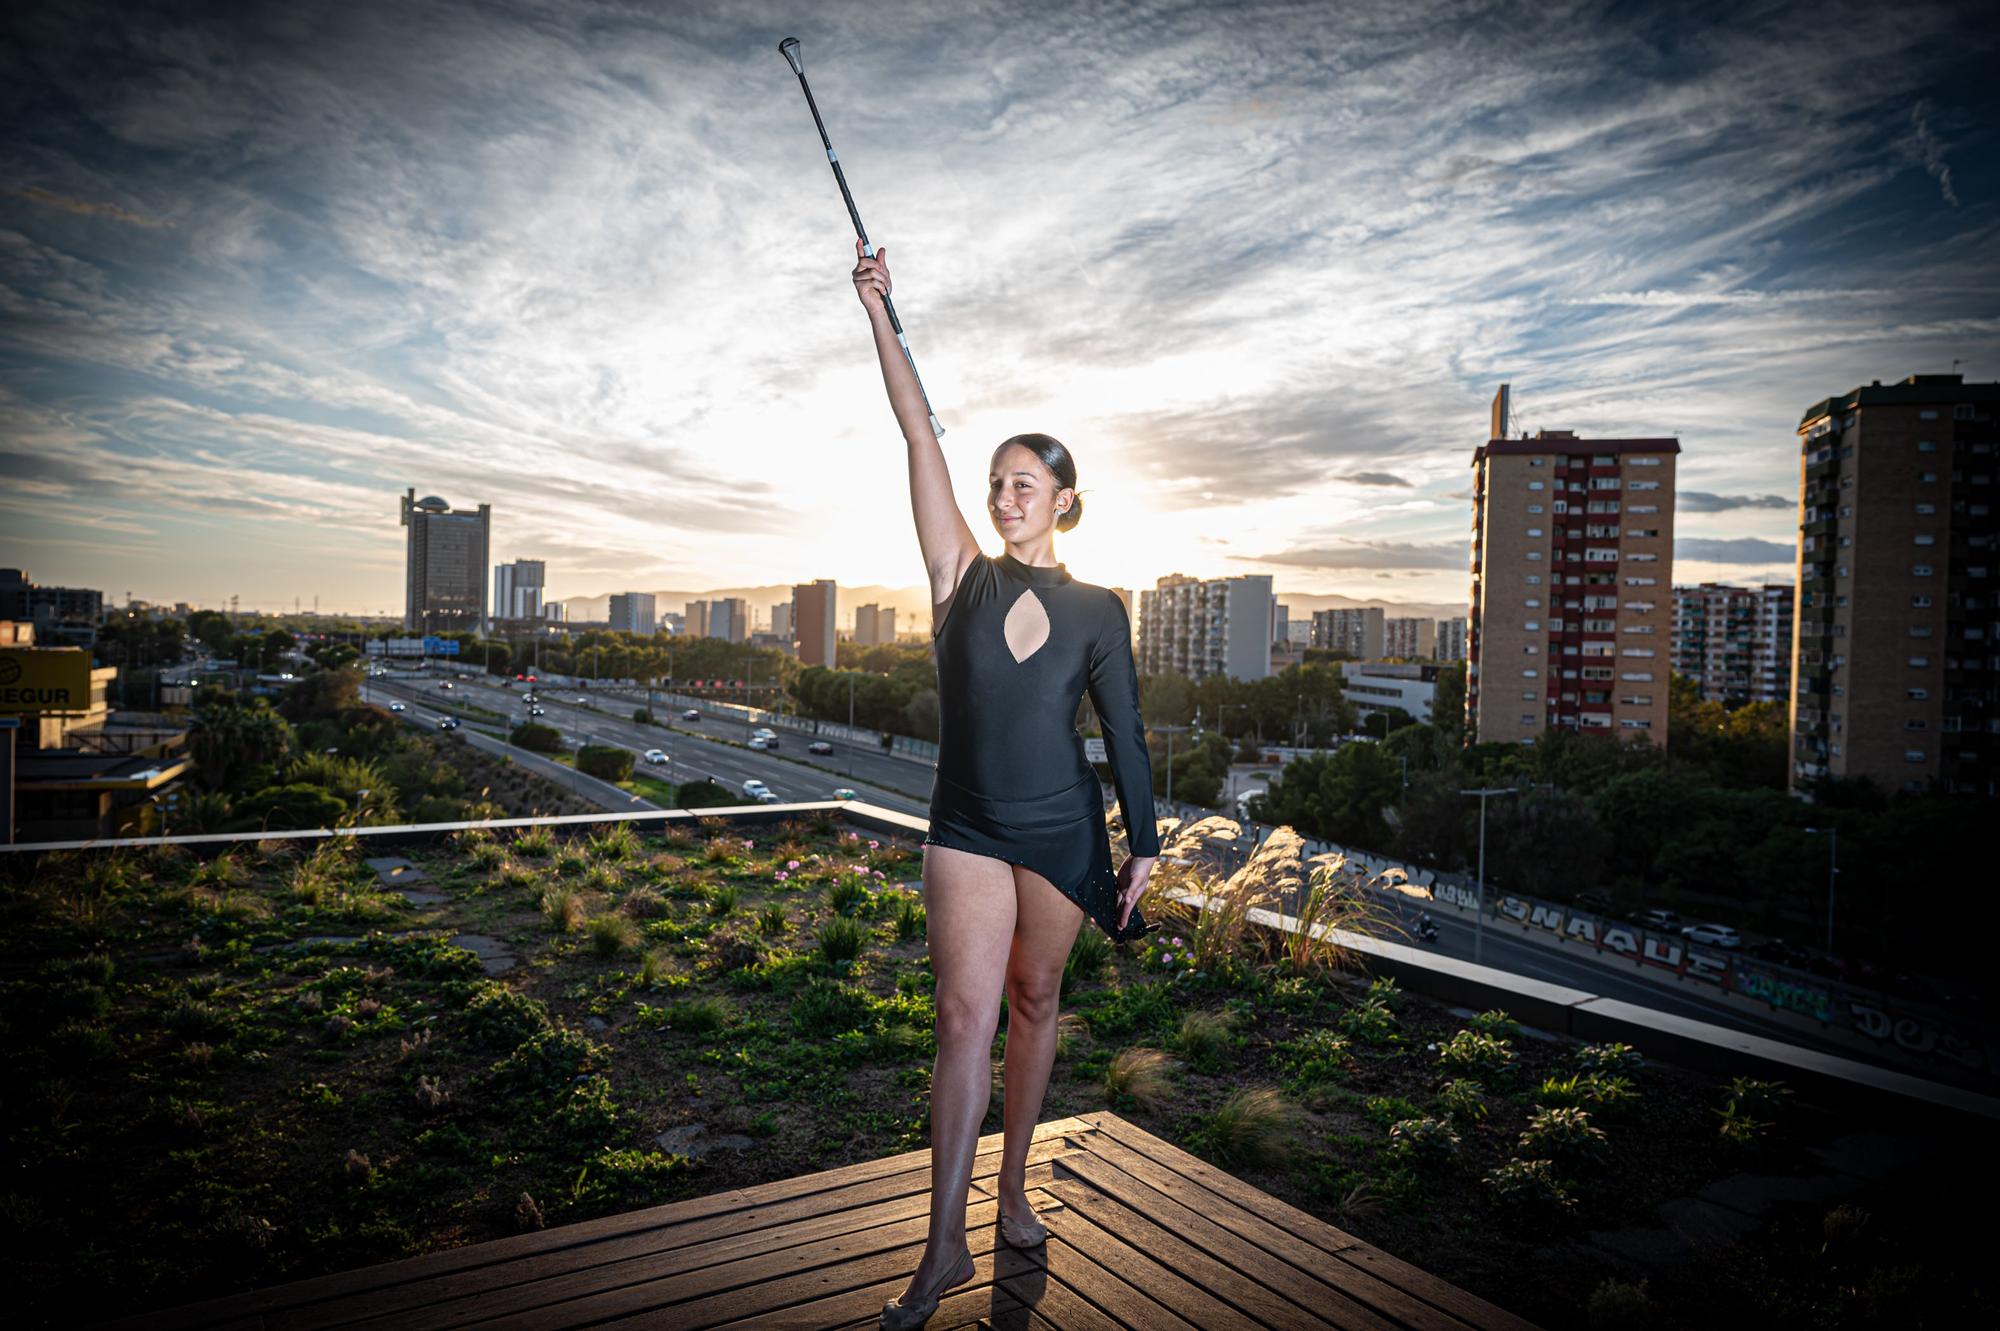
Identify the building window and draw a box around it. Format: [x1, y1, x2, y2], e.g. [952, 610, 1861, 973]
[1920, 409, 1940, 420]
[1955, 403, 1975, 419]
[1524, 598, 1541, 607]
[1910, 625, 1933, 637]
[1909, 656, 1930, 667]
[1906, 688, 1930, 701]
[1916, 503, 1936, 515]
[1628, 504, 1658, 514]
[1913, 565, 1934, 576]
[1620, 694, 1654, 706]
[1530, 459, 1544, 467]
[1523, 645, 1539, 654]
[1912, 595, 1933, 608]
[1621, 648, 1656, 657]
[1527, 528, 1544, 537]
[1625, 576, 1658, 586]
[1527, 504, 1544, 514]
[1524, 620, 1540, 630]
[1522, 669, 1538, 678]
[1906, 749, 1927, 762]
[1629, 456, 1661, 466]
[1619, 718, 1652, 729]
[1918, 440, 1938, 452]
[1591, 477, 1622, 490]
[1906, 719, 1928, 731]
[1629, 479, 1661, 491]
[1525, 575, 1543, 584]
[1921, 472, 1938, 483]
[1529, 481, 1545, 490]
[1526, 552, 1543, 561]
[1521, 691, 1537, 700]
[1627, 553, 1658, 562]
[1915, 534, 1936, 546]
[1521, 714, 1536, 724]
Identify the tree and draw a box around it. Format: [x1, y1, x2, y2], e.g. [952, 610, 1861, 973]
[189, 697, 296, 791]
[577, 745, 634, 782]
[1431, 662, 1467, 750]
[511, 723, 562, 753]
[233, 783, 348, 832]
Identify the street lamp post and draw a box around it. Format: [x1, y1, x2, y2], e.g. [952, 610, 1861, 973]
[1151, 722, 1193, 813]
[1457, 785, 1519, 965]
[1804, 825, 1840, 957]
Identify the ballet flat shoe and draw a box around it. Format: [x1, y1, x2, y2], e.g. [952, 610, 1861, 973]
[999, 1208, 1048, 1248]
[881, 1248, 975, 1329]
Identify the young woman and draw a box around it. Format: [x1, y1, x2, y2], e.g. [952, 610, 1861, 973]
[851, 238, 1163, 1328]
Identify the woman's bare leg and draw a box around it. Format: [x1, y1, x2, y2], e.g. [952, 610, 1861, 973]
[904, 844, 1017, 1301]
[996, 866, 1086, 1225]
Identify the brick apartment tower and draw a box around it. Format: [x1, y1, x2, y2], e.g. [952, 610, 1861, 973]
[1789, 373, 1999, 795]
[1671, 582, 1794, 704]
[1468, 386, 1678, 744]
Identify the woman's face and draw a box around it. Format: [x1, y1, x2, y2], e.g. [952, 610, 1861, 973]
[988, 443, 1071, 542]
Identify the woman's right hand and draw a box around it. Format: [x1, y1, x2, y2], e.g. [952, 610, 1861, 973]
[851, 236, 890, 313]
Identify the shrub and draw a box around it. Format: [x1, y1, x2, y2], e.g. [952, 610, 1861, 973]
[510, 723, 562, 753]
[757, 904, 788, 935]
[1435, 1078, 1488, 1122]
[1275, 1029, 1351, 1086]
[1468, 1009, 1522, 1038]
[816, 914, 868, 965]
[513, 826, 556, 857]
[1587, 1278, 1662, 1329]
[1174, 1009, 1237, 1070]
[791, 977, 873, 1036]
[706, 884, 739, 916]
[1437, 1029, 1514, 1077]
[1575, 1041, 1642, 1075]
[1200, 1087, 1302, 1168]
[1339, 994, 1398, 1044]
[463, 982, 553, 1049]
[893, 898, 925, 941]
[1387, 1116, 1462, 1166]
[587, 914, 640, 958]
[492, 1026, 606, 1095]
[1363, 1094, 1425, 1129]
[577, 745, 634, 782]
[1518, 1106, 1608, 1163]
[664, 997, 732, 1035]
[540, 885, 586, 933]
[1483, 1157, 1576, 1213]
[826, 875, 871, 915]
[1104, 1047, 1173, 1111]
[1065, 927, 1114, 990]
[586, 821, 639, 862]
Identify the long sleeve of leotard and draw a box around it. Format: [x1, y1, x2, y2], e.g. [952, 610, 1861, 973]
[1086, 593, 1161, 857]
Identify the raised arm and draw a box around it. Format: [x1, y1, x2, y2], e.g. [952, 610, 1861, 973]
[852, 240, 978, 587]
[1086, 593, 1161, 858]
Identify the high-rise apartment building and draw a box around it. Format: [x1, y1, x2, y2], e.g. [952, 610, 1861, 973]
[793, 579, 838, 667]
[1135, 573, 1274, 682]
[401, 490, 490, 634]
[1789, 373, 1998, 795]
[1436, 617, 1468, 661]
[1468, 393, 1678, 745]
[492, 559, 546, 627]
[1384, 616, 1436, 659]
[608, 592, 657, 636]
[854, 603, 898, 645]
[1314, 606, 1385, 658]
[1671, 582, 1793, 705]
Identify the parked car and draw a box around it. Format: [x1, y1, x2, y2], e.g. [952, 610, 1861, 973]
[832, 787, 857, 800]
[682, 708, 701, 720]
[1576, 889, 1614, 913]
[642, 749, 670, 766]
[1747, 937, 1810, 966]
[438, 717, 460, 731]
[528, 705, 547, 717]
[741, 779, 769, 797]
[387, 701, 406, 712]
[808, 740, 834, 755]
[1641, 909, 1682, 931]
[1681, 922, 1741, 949]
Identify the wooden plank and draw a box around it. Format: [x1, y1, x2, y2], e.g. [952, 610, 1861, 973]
[1046, 1152, 1387, 1331]
[1027, 1231, 1199, 1331]
[1039, 1190, 1269, 1331]
[1056, 1135, 1448, 1327]
[98, 1119, 1093, 1331]
[984, 1277, 1115, 1331]
[1080, 1116, 1542, 1331]
[286, 1136, 1087, 1331]
[459, 1191, 1021, 1329]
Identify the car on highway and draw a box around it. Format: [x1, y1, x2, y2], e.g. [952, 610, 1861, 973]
[1681, 922, 1741, 949]
[748, 735, 774, 750]
[387, 701, 406, 712]
[831, 787, 857, 800]
[755, 790, 781, 803]
[808, 740, 834, 755]
[642, 749, 670, 766]
[522, 692, 539, 703]
[528, 705, 547, 717]
[1641, 909, 1682, 931]
[741, 779, 769, 798]
[438, 717, 460, 731]
[438, 681, 454, 690]
[682, 708, 701, 720]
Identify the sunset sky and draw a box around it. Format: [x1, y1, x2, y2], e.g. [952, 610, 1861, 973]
[2, 0, 1994, 615]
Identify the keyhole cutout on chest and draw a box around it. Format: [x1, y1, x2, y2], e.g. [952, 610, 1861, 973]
[1002, 588, 1051, 664]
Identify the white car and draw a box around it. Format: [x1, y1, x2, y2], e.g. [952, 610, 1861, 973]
[642, 749, 670, 766]
[741, 779, 769, 798]
[682, 708, 701, 720]
[748, 735, 771, 749]
[832, 787, 857, 800]
[387, 701, 406, 713]
[755, 790, 782, 804]
[1681, 922, 1741, 949]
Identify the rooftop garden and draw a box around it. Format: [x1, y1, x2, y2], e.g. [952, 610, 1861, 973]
[0, 810, 1987, 1330]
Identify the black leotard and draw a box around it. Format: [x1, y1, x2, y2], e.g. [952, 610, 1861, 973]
[923, 548, 1162, 942]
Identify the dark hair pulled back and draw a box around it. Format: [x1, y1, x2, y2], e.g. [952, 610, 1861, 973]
[997, 432, 1086, 532]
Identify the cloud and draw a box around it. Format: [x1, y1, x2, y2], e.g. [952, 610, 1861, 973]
[5, 185, 172, 228]
[1677, 537, 1797, 564]
[1249, 540, 1466, 572]
[1340, 471, 1413, 487]
[1905, 99, 1960, 207]
[1679, 491, 1792, 512]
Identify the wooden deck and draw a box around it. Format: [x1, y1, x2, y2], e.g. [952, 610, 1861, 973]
[98, 1111, 1542, 1330]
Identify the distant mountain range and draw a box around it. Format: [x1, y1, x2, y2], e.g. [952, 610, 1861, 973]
[558, 583, 1465, 629]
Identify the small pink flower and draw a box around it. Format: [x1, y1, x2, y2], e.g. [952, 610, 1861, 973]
[786, 859, 801, 870]
[1171, 936, 1183, 946]
[775, 871, 789, 881]
[872, 869, 885, 878]
[742, 839, 754, 849]
[1161, 952, 1175, 965]
[868, 839, 880, 849]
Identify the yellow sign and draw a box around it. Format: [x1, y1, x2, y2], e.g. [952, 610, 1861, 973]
[0, 648, 93, 715]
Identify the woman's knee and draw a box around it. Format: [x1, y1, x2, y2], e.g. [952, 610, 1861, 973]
[1003, 975, 1061, 1026]
[934, 991, 1001, 1046]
